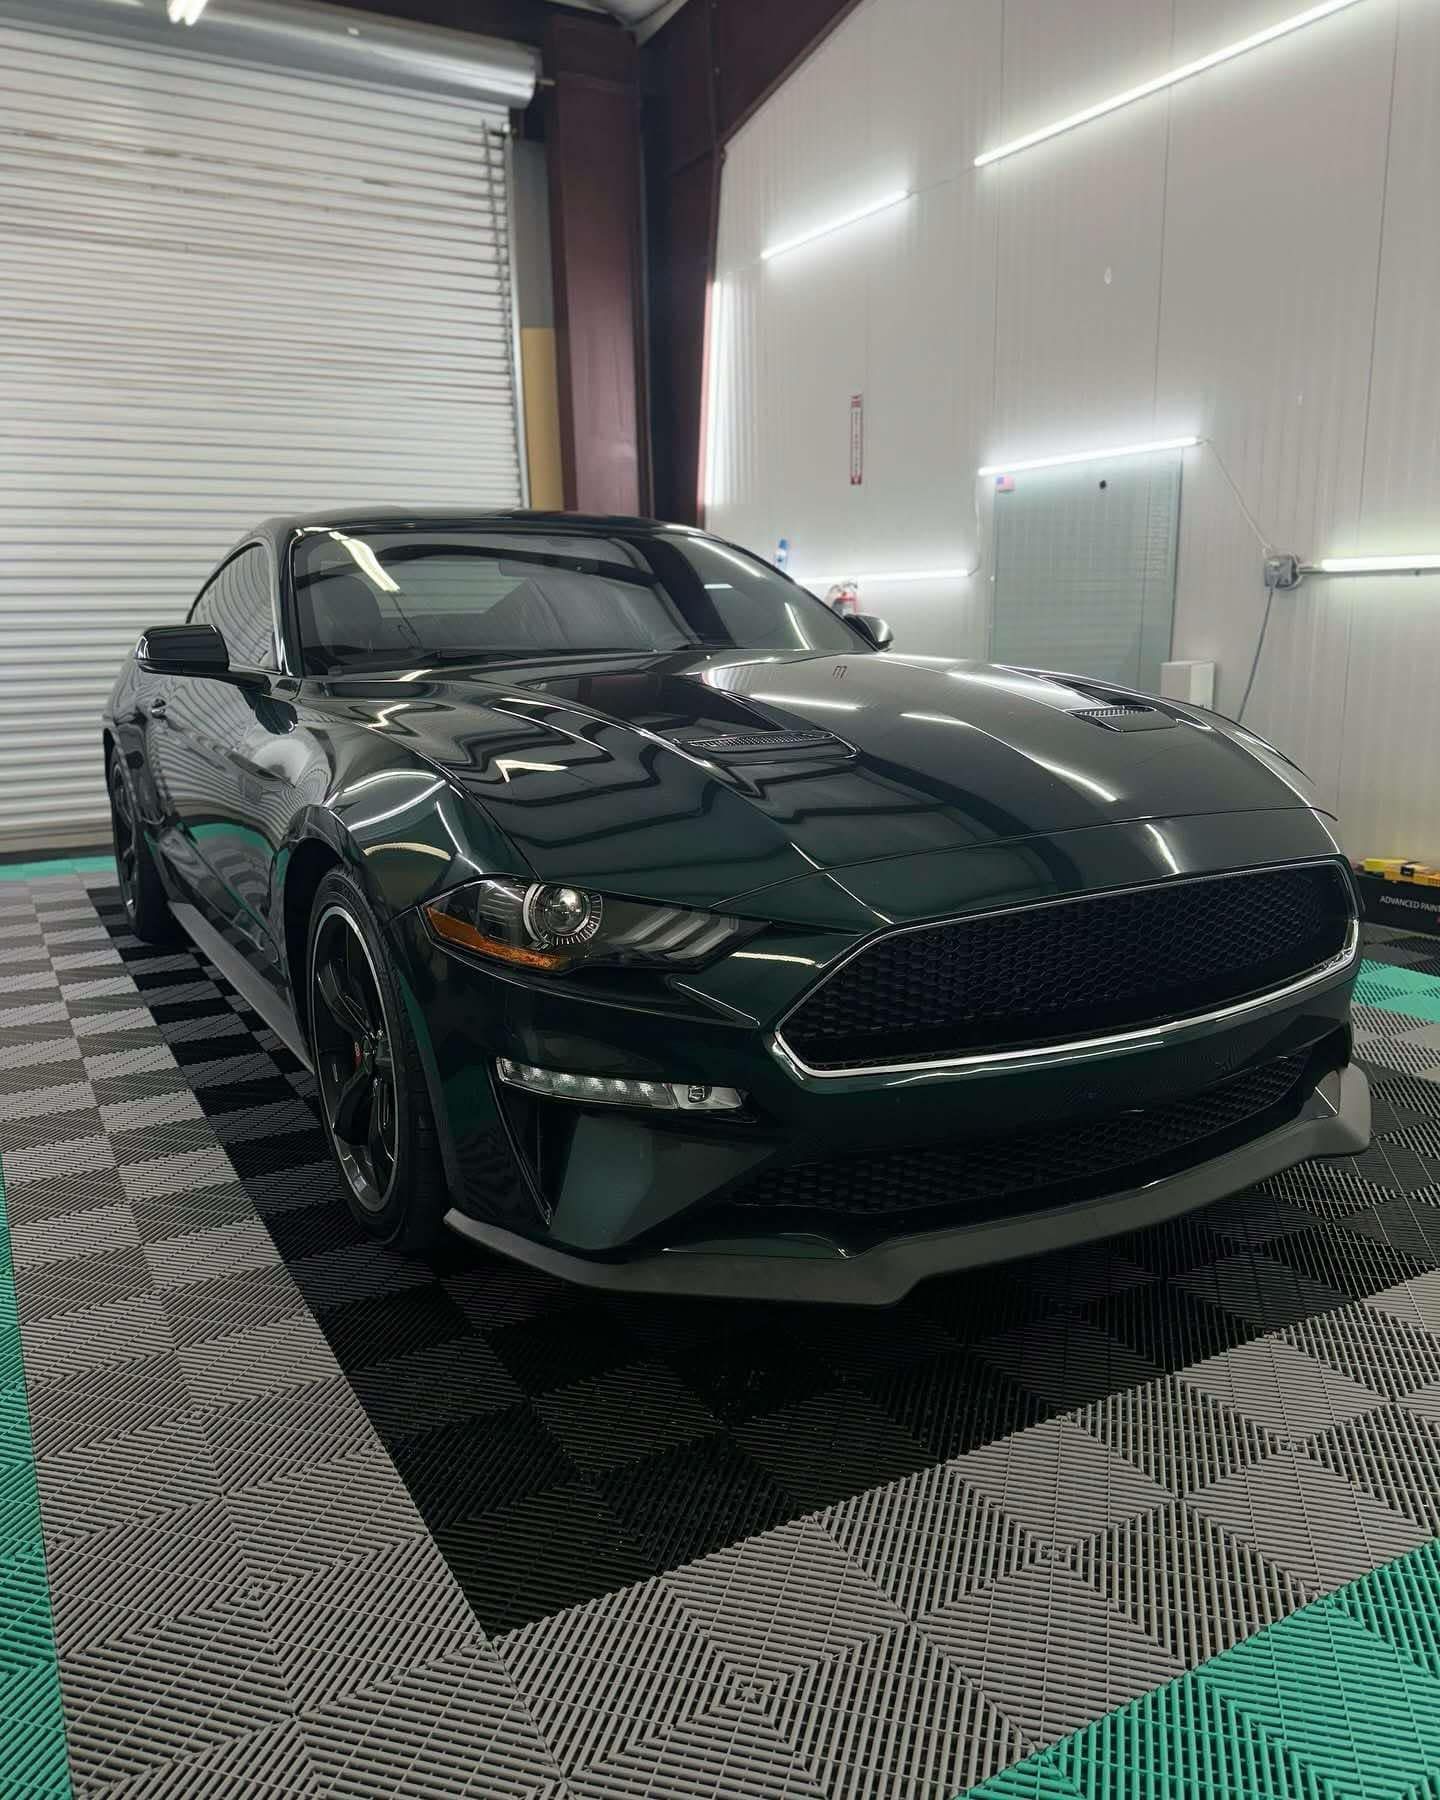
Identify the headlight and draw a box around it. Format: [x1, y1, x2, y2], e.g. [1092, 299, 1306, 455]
[423, 878, 760, 973]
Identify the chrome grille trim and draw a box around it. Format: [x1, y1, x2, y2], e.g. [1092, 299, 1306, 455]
[770, 862, 1360, 1081]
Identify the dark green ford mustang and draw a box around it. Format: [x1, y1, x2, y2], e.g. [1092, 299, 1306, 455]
[102, 510, 1368, 1304]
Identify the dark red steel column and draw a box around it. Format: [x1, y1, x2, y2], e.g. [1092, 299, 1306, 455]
[543, 17, 648, 515]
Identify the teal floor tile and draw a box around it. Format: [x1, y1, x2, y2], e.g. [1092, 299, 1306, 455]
[961, 1541, 1440, 1800]
[0, 855, 114, 884]
[1197, 1603, 1440, 1798]
[1323, 1538, 1440, 1685]
[0, 1160, 70, 1796]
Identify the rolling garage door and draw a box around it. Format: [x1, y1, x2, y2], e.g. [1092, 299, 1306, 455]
[0, 10, 529, 849]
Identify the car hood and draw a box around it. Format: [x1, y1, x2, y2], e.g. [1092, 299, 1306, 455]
[322, 649, 1323, 911]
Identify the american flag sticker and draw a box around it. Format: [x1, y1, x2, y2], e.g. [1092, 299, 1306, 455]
[995, 473, 1015, 493]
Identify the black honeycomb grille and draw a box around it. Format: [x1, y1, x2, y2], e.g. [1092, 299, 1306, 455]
[783, 862, 1354, 1071]
[728, 1052, 1311, 1224]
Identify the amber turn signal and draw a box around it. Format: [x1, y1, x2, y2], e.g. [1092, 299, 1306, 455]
[424, 904, 571, 971]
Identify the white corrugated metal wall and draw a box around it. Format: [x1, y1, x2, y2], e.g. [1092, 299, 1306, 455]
[707, 0, 1440, 859]
[0, 18, 523, 849]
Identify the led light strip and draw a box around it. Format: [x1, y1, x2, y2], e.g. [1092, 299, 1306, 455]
[974, 0, 1367, 167]
[1314, 554, 1440, 574]
[978, 436, 1198, 477]
[761, 189, 911, 263]
[702, 280, 731, 513]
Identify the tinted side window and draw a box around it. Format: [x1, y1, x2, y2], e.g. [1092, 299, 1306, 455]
[190, 547, 276, 669]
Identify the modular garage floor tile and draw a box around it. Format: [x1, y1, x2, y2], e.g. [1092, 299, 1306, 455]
[2, 869, 1440, 1793]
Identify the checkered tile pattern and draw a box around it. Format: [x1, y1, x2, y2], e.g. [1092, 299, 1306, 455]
[5, 874, 1440, 1796]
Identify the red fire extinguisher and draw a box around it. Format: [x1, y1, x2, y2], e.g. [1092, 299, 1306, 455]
[825, 580, 860, 615]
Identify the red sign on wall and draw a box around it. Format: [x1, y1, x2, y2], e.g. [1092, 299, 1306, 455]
[850, 393, 864, 486]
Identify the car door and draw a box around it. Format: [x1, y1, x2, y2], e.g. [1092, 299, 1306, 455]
[149, 543, 300, 977]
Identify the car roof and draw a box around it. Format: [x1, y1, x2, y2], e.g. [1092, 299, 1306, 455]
[251, 508, 700, 551]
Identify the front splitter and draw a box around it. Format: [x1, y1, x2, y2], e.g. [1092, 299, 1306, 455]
[444, 1063, 1371, 1307]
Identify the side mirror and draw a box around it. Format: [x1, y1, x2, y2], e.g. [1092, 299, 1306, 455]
[849, 613, 894, 651]
[137, 623, 231, 677]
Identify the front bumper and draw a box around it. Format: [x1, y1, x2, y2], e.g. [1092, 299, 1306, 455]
[444, 1062, 1370, 1305]
[390, 816, 1367, 1305]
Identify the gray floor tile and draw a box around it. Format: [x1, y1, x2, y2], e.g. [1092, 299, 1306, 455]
[1187, 1445, 1430, 1588]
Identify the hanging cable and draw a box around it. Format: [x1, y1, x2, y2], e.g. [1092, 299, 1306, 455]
[1197, 440, 1279, 723]
[1237, 581, 1277, 722]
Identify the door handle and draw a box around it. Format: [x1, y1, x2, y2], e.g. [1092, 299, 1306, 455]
[148, 699, 167, 718]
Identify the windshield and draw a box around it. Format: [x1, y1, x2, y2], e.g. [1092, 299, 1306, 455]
[291, 527, 864, 674]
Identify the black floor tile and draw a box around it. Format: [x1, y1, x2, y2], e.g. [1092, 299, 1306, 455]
[487, 1299, 650, 1396]
[1263, 1223, 1430, 1300]
[225, 1130, 330, 1181]
[666, 1322, 838, 1426]
[149, 997, 235, 1025]
[319, 1281, 475, 1371]
[1342, 1196, 1440, 1263]
[1084, 1281, 1260, 1371]
[169, 1035, 263, 1068]
[596, 1434, 795, 1569]
[1112, 1214, 1236, 1279]
[262, 1197, 371, 1264]
[391, 1404, 580, 1527]
[733, 1385, 935, 1509]
[906, 1265, 1060, 1344]
[439, 1482, 658, 1635]
[866, 1348, 1050, 1461]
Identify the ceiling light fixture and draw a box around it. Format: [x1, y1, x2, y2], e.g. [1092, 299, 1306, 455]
[761, 189, 911, 263]
[978, 437, 1198, 477]
[973, 0, 1366, 167]
[166, 0, 209, 23]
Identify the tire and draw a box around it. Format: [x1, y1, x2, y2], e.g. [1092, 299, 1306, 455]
[108, 752, 180, 944]
[305, 865, 446, 1254]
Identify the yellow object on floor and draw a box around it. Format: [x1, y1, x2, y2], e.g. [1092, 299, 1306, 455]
[1361, 858, 1440, 886]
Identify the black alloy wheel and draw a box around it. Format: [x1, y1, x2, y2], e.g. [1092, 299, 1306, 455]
[311, 903, 398, 1215]
[107, 753, 177, 943]
[109, 756, 139, 922]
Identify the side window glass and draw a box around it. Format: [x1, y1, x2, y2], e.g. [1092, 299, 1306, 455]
[188, 547, 276, 669]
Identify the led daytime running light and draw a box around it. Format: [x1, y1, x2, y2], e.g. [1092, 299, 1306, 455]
[497, 1060, 745, 1113]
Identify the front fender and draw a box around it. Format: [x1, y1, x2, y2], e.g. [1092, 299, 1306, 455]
[272, 788, 519, 1215]
[277, 766, 528, 931]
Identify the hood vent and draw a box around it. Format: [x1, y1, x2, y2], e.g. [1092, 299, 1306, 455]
[684, 730, 847, 756]
[1073, 704, 1177, 734]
